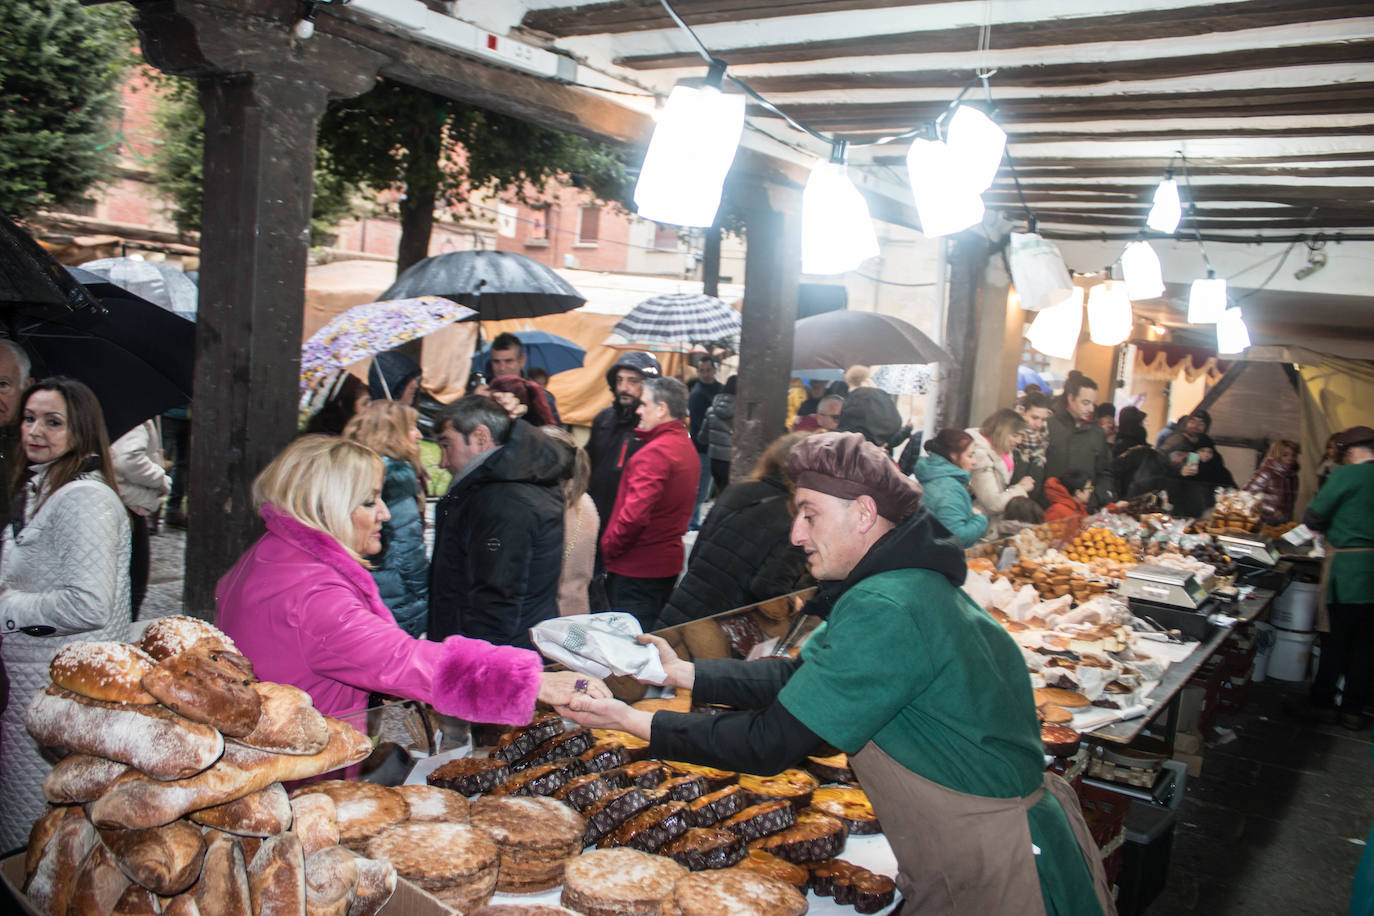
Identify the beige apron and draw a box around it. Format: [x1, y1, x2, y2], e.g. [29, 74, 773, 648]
[850, 742, 1115, 916]
[1315, 546, 1374, 633]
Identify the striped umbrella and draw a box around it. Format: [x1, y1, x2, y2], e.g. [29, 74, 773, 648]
[604, 292, 740, 355]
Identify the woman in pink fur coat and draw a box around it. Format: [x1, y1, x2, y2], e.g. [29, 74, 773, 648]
[216, 435, 603, 727]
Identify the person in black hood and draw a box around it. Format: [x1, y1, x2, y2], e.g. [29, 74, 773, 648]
[427, 395, 565, 650]
[368, 350, 423, 405]
[836, 386, 902, 451]
[586, 351, 661, 540]
[1113, 405, 1149, 457]
[554, 431, 1111, 915]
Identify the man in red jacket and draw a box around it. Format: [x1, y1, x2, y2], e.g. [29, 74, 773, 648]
[600, 376, 699, 629]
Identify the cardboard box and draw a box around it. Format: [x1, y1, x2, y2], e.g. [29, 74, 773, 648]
[3, 850, 455, 916]
[1175, 685, 1206, 735]
[1173, 730, 1204, 755]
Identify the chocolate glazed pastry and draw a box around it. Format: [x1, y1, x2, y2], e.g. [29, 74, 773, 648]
[658, 775, 708, 803]
[684, 785, 746, 828]
[580, 787, 656, 846]
[489, 714, 565, 765]
[514, 728, 595, 771]
[489, 760, 582, 798]
[659, 828, 746, 871]
[579, 740, 630, 774]
[597, 801, 689, 852]
[718, 801, 797, 842]
[552, 773, 611, 812]
[748, 810, 847, 864]
[428, 757, 511, 796]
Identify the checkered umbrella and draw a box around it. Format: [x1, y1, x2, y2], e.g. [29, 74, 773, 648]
[604, 292, 740, 355]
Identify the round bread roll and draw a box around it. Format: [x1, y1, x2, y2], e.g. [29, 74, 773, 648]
[1033, 687, 1091, 709]
[50, 642, 159, 705]
[140, 616, 238, 662]
[1039, 705, 1074, 724]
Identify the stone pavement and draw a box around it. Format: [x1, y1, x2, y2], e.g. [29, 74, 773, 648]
[140, 524, 190, 621]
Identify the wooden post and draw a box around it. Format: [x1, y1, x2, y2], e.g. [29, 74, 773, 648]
[733, 184, 801, 479]
[701, 223, 722, 298]
[939, 230, 993, 429]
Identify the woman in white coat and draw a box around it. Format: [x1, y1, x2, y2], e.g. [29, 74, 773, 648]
[967, 408, 1035, 538]
[111, 418, 171, 617]
[0, 378, 130, 851]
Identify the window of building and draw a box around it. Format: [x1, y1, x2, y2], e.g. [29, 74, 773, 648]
[525, 206, 551, 248]
[653, 223, 680, 251]
[577, 206, 600, 245]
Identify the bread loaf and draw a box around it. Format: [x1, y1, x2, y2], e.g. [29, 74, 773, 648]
[190, 783, 293, 837]
[68, 841, 133, 916]
[24, 804, 82, 885]
[304, 846, 357, 916]
[346, 855, 397, 916]
[230, 682, 328, 755]
[99, 820, 206, 895]
[111, 883, 161, 916]
[162, 892, 202, 916]
[139, 617, 239, 662]
[49, 641, 159, 705]
[43, 754, 133, 804]
[290, 793, 341, 857]
[197, 832, 253, 916]
[248, 832, 306, 916]
[23, 686, 224, 781]
[89, 718, 372, 829]
[142, 641, 262, 737]
[22, 807, 98, 916]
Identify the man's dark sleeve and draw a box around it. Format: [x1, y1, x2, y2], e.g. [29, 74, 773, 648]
[1303, 506, 1330, 532]
[648, 702, 826, 775]
[692, 656, 802, 709]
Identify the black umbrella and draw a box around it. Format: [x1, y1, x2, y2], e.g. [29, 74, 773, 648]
[0, 210, 102, 313]
[11, 267, 196, 440]
[792, 310, 952, 371]
[380, 249, 585, 321]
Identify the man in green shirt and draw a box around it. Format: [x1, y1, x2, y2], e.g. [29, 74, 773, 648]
[1302, 425, 1374, 730]
[559, 432, 1110, 915]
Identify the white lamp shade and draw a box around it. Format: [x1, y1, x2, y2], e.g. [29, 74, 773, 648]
[907, 138, 985, 237]
[1146, 178, 1182, 234]
[944, 105, 1006, 195]
[633, 85, 745, 228]
[1006, 231, 1073, 312]
[1025, 287, 1084, 360]
[1121, 241, 1165, 300]
[1216, 306, 1251, 354]
[1188, 276, 1228, 324]
[1087, 281, 1134, 347]
[801, 160, 880, 275]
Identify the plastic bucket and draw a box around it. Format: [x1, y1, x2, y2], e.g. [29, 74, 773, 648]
[1268, 629, 1318, 682]
[1271, 581, 1319, 633]
[1251, 621, 1276, 683]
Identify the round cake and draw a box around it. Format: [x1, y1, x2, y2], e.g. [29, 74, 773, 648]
[294, 781, 409, 849]
[395, 784, 470, 823]
[561, 848, 687, 916]
[469, 796, 587, 893]
[367, 821, 499, 913]
[668, 868, 807, 916]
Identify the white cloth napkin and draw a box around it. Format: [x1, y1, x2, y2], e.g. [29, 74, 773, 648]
[531, 613, 668, 684]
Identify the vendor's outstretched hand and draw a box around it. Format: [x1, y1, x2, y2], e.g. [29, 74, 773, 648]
[555, 693, 654, 739]
[636, 634, 695, 690]
[537, 671, 611, 708]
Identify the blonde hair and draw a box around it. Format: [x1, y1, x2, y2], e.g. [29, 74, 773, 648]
[1266, 439, 1299, 460]
[844, 365, 874, 389]
[253, 435, 383, 563]
[541, 425, 589, 511]
[344, 400, 420, 466]
[980, 408, 1028, 455]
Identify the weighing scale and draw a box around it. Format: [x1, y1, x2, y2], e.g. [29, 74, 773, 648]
[1119, 565, 1214, 641]
[1215, 534, 1279, 567]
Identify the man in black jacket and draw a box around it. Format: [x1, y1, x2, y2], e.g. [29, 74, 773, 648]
[427, 396, 564, 650]
[586, 351, 661, 539]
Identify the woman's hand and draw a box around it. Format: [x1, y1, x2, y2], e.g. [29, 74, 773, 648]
[536, 671, 611, 708]
[555, 694, 653, 738]
[1017, 476, 1035, 492]
[637, 634, 694, 690]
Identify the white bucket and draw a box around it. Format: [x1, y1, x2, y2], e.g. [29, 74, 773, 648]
[1251, 622, 1276, 683]
[1268, 629, 1318, 682]
[1271, 581, 1320, 633]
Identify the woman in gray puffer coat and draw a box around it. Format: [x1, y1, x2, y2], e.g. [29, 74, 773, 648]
[701, 376, 737, 493]
[344, 401, 429, 637]
[0, 378, 131, 852]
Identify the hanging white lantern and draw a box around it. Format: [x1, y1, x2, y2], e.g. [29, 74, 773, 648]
[906, 137, 985, 237]
[944, 105, 1006, 195]
[1087, 280, 1133, 347]
[1188, 274, 1227, 324]
[801, 157, 880, 275]
[1007, 231, 1073, 312]
[1146, 178, 1182, 234]
[1216, 306, 1251, 354]
[1121, 240, 1165, 300]
[1025, 287, 1084, 359]
[633, 82, 745, 228]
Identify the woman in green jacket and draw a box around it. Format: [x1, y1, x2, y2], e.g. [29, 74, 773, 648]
[913, 428, 988, 547]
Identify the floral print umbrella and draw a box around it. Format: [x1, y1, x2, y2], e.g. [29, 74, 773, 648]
[300, 296, 474, 391]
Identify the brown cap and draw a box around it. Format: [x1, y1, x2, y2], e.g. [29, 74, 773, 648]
[787, 432, 923, 522]
[1334, 425, 1374, 449]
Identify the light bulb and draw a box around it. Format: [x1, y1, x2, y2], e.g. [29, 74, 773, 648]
[633, 84, 745, 228]
[1087, 281, 1133, 347]
[1025, 287, 1084, 359]
[1146, 178, 1182, 234]
[1216, 306, 1251, 354]
[944, 105, 1006, 195]
[293, 16, 315, 39]
[1188, 275, 1227, 324]
[906, 138, 984, 237]
[801, 159, 879, 275]
[1120, 240, 1165, 300]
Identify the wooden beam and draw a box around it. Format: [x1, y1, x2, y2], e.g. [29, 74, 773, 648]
[985, 183, 1371, 203]
[994, 165, 1374, 180]
[612, 1, 1369, 68]
[521, 0, 943, 38]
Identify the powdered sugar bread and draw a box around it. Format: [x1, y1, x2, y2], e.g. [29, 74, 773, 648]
[191, 782, 294, 836]
[43, 753, 134, 804]
[290, 793, 341, 856]
[24, 685, 224, 781]
[560, 848, 688, 916]
[231, 682, 329, 755]
[89, 718, 372, 830]
[366, 821, 498, 913]
[49, 641, 159, 704]
[395, 784, 470, 823]
[139, 616, 239, 662]
[469, 796, 586, 892]
[668, 868, 808, 916]
[292, 781, 409, 850]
